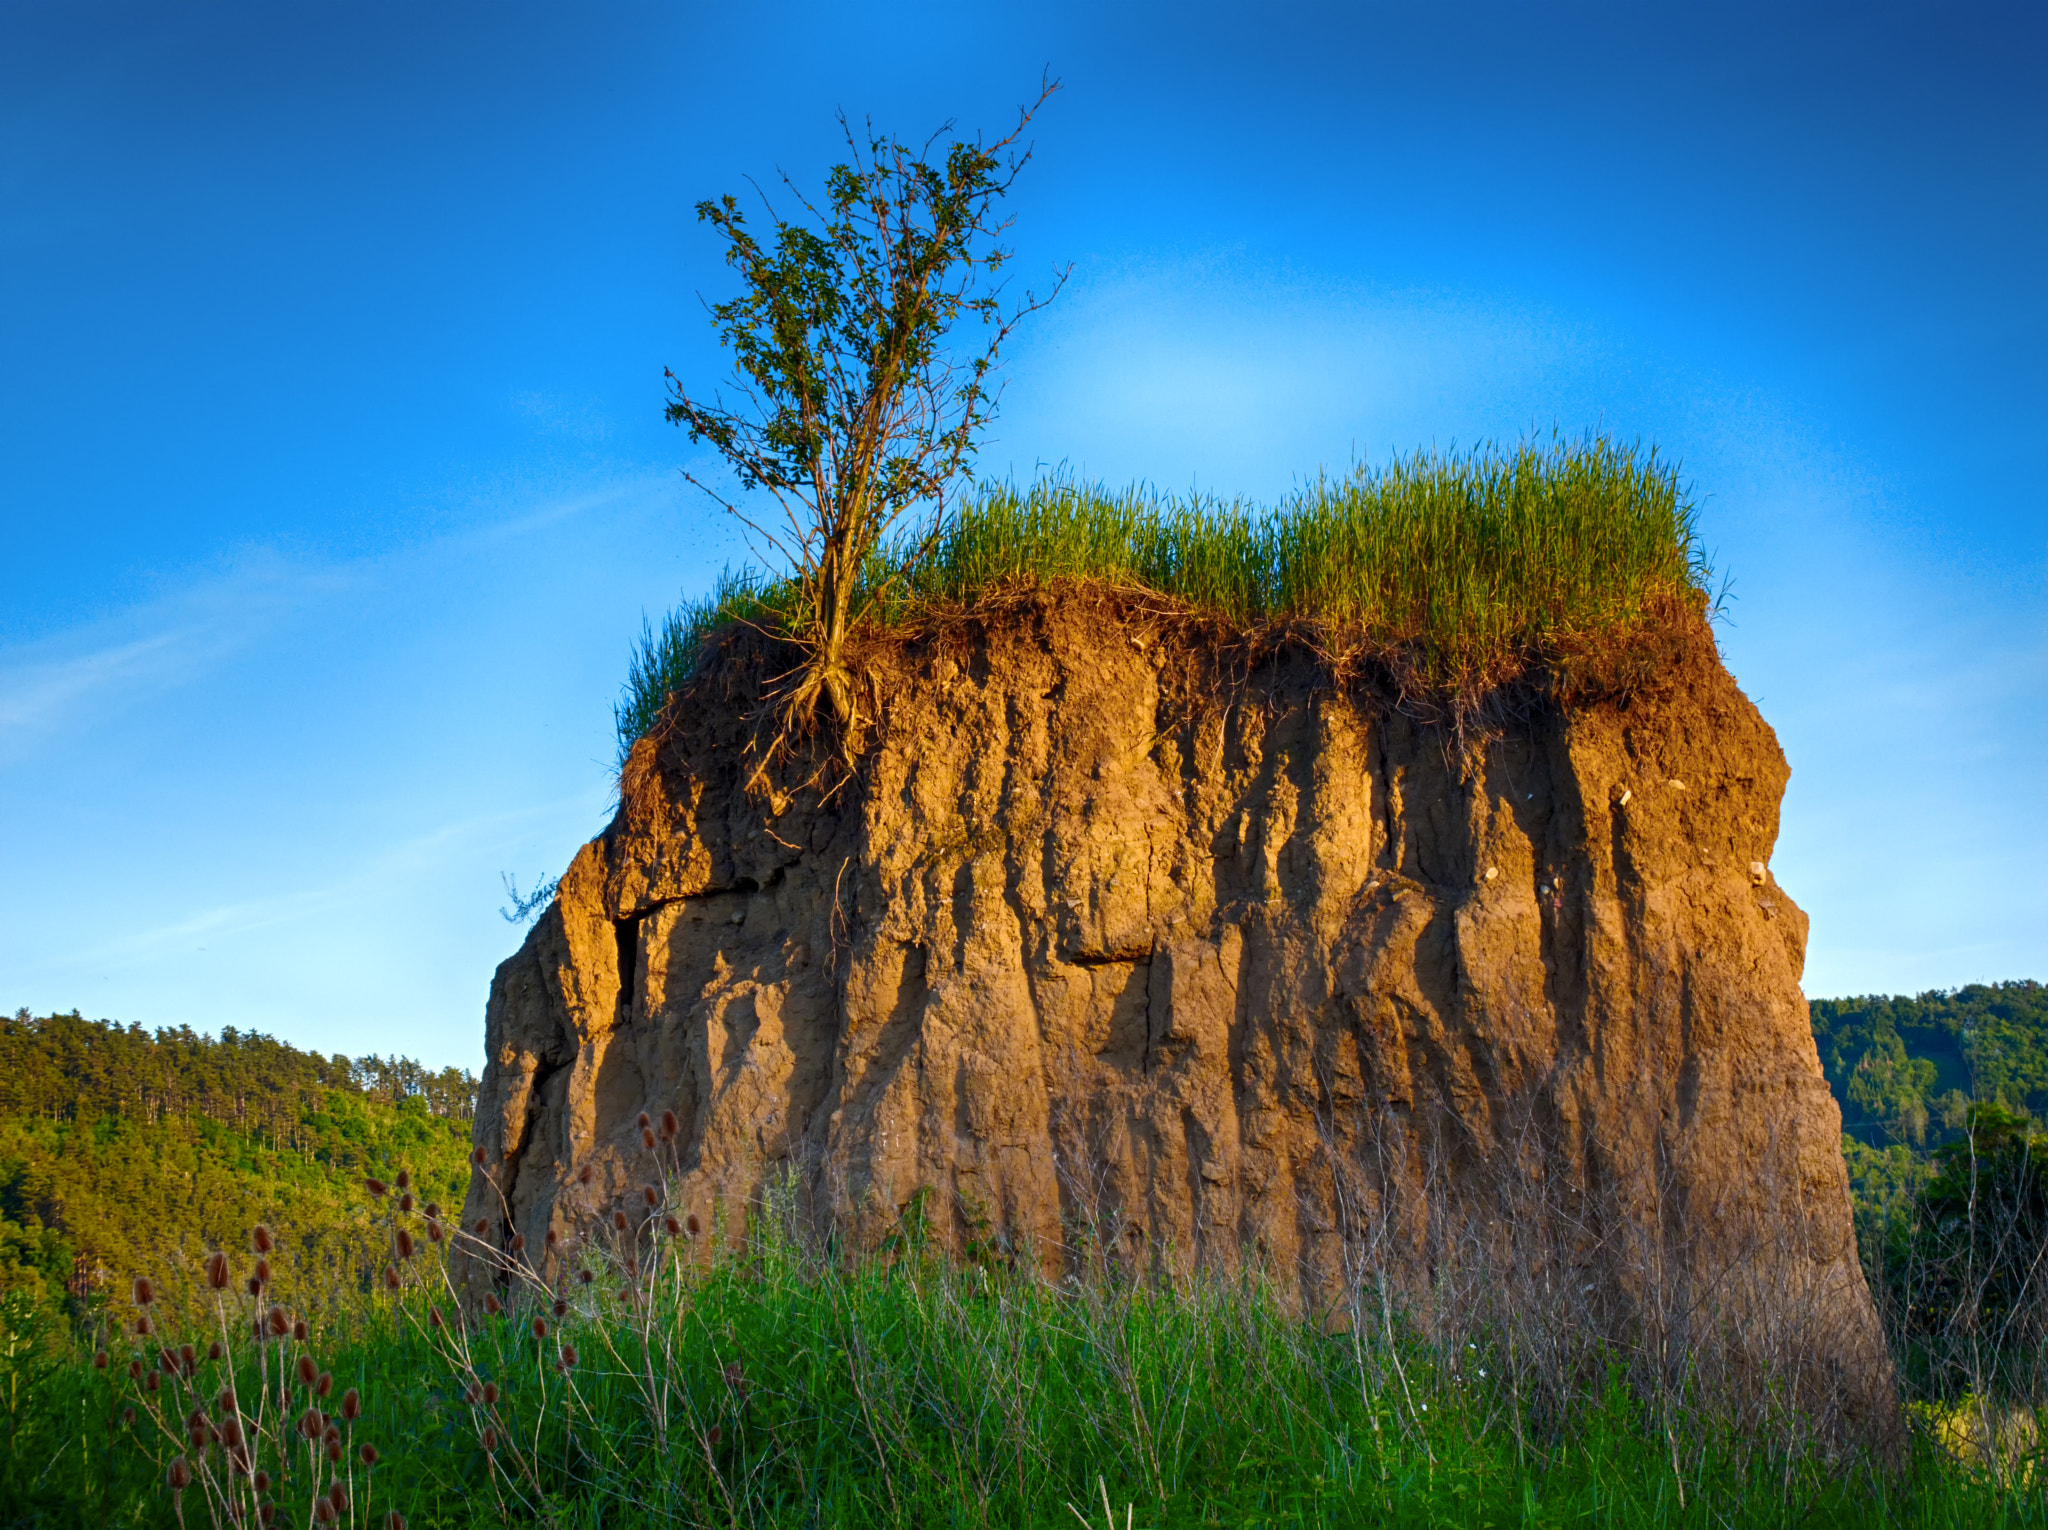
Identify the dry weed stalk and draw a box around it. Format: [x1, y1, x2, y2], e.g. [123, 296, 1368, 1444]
[110, 1226, 400, 1530]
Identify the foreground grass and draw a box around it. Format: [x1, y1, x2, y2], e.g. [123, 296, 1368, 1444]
[618, 436, 1711, 758]
[4, 1236, 2042, 1530]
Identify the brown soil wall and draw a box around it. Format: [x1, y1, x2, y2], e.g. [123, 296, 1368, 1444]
[459, 591, 1893, 1430]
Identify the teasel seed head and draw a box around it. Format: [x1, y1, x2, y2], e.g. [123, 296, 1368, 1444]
[127, 1360, 142, 1380]
[481, 1381, 499, 1406]
[661, 1109, 679, 1140]
[324, 1434, 342, 1464]
[222, 1415, 245, 1449]
[483, 1293, 502, 1316]
[123, 1406, 137, 1426]
[298, 1408, 321, 1439]
[578, 1268, 593, 1285]
[365, 1177, 388, 1198]
[246, 1275, 262, 1297]
[133, 1314, 152, 1337]
[544, 1228, 559, 1251]
[93, 1350, 108, 1370]
[387, 1513, 406, 1530]
[296, 1355, 317, 1387]
[315, 1371, 333, 1399]
[340, 1387, 360, 1422]
[551, 1297, 567, 1318]
[640, 1128, 657, 1149]
[481, 1425, 498, 1454]
[664, 1215, 682, 1237]
[260, 1503, 276, 1526]
[426, 1219, 443, 1244]
[395, 1169, 410, 1191]
[359, 1442, 378, 1466]
[251, 1225, 273, 1254]
[313, 1497, 336, 1525]
[179, 1343, 196, 1369]
[292, 1319, 308, 1343]
[475, 1218, 490, 1236]
[424, 1201, 440, 1220]
[398, 1192, 414, 1214]
[204, 1250, 231, 1290]
[559, 1343, 577, 1369]
[471, 1146, 486, 1167]
[167, 1456, 191, 1492]
[511, 1232, 526, 1253]
[145, 1372, 161, 1392]
[708, 1425, 721, 1448]
[576, 1164, 593, 1187]
[687, 1213, 702, 1236]
[267, 1307, 288, 1337]
[331, 1483, 350, 1515]
[531, 1316, 547, 1339]
[383, 1265, 400, 1292]
[637, 1112, 651, 1130]
[132, 1276, 155, 1307]
[207, 1341, 223, 1361]
[642, 1184, 659, 1207]
[395, 1229, 414, 1260]
[612, 1210, 629, 1232]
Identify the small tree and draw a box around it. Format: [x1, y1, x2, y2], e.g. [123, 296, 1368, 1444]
[665, 81, 1066, 741]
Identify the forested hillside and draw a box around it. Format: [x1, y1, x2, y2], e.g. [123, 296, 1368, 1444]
[0, 1009, 475, 1322]
[1809, 981, 2047, 1230]
[1814, 980, 2048, 1145]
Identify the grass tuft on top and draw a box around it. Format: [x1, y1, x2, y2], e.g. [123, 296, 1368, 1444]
[616, 434, 1711, 761]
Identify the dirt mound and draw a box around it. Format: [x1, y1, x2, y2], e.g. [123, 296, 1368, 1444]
[460, 589, 1892, 1431]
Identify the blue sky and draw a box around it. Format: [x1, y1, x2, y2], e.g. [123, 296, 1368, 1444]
[3, 2, 2042, 1071]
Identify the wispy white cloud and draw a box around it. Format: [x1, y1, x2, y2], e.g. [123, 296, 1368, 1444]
[473, 471, 674, 542]
[0, 625, 208, 733]
[0, 552, 338, 756]
[54, 798, 588, 970]
[0, 471, 679, 757]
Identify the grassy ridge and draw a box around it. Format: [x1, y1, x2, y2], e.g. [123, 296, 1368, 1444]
[616, 436, 1710, 758]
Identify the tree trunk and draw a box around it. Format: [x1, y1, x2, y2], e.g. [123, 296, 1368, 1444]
[811, 528, 859, 730]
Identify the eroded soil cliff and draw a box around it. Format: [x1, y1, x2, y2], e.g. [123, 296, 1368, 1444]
[460, 590, 1889, 1424]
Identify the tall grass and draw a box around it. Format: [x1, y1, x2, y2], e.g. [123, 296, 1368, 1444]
[7, 1178, 2043, 1530]
[615, 436, 1710, 761]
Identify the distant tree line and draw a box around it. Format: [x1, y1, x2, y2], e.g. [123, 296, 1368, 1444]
[0, 1009, 475, 1139]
